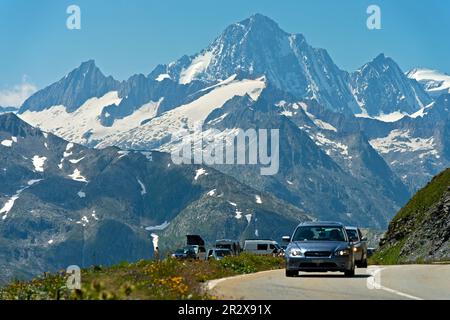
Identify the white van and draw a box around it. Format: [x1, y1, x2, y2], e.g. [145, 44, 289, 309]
[243, 239, 282, 255]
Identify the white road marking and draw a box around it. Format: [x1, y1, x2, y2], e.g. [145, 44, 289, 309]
[369, 267, 423, 300]
[206, 269, 276, 291]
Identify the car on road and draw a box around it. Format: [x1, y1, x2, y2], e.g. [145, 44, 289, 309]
[284, 222, 356, 277]
[243, 239, 282, 255]
[215, 239, 242, 255]
[206, 248, 232, 260]
[171, 247, 197, 260]
[186, 235, 207, 260]
[345, 226, 368, 268]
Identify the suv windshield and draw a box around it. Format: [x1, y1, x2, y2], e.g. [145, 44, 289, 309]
[216, 244, 232, 250]
[346, 229, 359, 242]
[293, 226, 346, 242]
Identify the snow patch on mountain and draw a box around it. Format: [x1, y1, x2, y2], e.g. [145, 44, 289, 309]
[356, 101, 436, 122]
[312, 132, 349, 157]
[137, 178, 147, 195]
[117, 151, 129, 159]
[64, 143, 74, 158]
[0, 194, 19, 219]
[21, 91, 123, 145]
[68, 169, 88, 183]
[313, 118, 338, 132]
[409, 102, 435, 119]
[27, 179, 43, 186]
[194, 168, 207, 181]
[298, 102, 338, 131]
[155, 73, 171, 82]
[96, 78, 265, 150]
[407, 68, 450, 97]
[1, 179, 41, 220]
[179, 51, 214, 84]
[355, 111, 407, 123]
[199, 74, 237, 93]
[77, 191, 86, 198]
[32, 155, 46, 172]
[145, 221, 170, 231]
[369, 130, 437, 155]
[69, 157, 85, 164]
[174, 77, 265, 124]
[1, 139, 13, 147]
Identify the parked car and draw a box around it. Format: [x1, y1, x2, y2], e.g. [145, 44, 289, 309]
[284, 221, 356, 277]
[206, 248, 232, 260]
[215, 239, 241, 255]
[243, 239, 282, 255]
[345, 226, 368, 268]
[186, 235, 207, 260]
[171, 247, 197, 260]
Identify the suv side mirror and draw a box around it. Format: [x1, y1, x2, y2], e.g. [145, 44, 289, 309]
[282, 236, 291, 242]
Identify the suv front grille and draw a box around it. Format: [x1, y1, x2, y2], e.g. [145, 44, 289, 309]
[299, 262, 337, 268]
[304, 251, 332, 257]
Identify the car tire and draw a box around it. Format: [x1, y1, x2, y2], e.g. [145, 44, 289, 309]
[360, 258, 368, 268]
[344, 267, 355, 277]
[285, 270, 297, 277]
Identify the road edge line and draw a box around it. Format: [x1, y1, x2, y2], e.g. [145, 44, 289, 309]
[205, 269, 279, 291]
[371, 267, 424, 300]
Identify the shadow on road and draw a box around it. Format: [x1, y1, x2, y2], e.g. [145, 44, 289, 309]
[297, 274, 371, 278]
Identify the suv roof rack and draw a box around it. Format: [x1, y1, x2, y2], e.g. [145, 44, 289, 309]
[299, 221, 344, 226]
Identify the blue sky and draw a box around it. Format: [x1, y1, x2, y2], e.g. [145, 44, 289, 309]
[0, 0, 449, 106]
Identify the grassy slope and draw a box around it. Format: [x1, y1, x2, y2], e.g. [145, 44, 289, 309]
[391, 169, 450, 224]
[371, 168, 450, 264]
[0, 253, 284, 300]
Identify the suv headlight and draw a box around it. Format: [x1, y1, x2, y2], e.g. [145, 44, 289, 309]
[335, 249, 350, 256]
[289, 248, 303, 257]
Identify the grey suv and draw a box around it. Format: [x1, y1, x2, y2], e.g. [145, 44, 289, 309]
[345, 226, 368, 268]
[284, 222, 355, 277]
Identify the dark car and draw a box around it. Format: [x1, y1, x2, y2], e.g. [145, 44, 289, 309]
[345, 226, 368, 268]
[284, 222, 356, 277]
[186, 235, 207, 260]
[171, 247, 197, 260]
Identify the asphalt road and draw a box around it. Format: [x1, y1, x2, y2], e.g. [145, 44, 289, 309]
[209, 265, 450, 300]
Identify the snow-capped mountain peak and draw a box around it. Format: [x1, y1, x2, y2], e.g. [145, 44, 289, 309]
[351, 53, 432, 117]
[19, 60, 120, 113]
[160, 14, 359, 114]
[407, 68, 450, 97]
[16, 14, 441, 156]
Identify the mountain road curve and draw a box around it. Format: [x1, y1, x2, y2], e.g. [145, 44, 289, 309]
[209, 265, 450, 300]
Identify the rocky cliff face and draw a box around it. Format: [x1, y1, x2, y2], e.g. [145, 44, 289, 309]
[376, 169, 450, 263]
